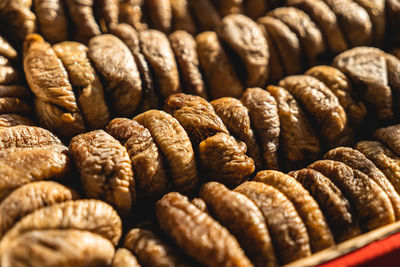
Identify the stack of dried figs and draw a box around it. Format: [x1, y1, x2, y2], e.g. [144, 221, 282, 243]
[2, 0, 400, 266]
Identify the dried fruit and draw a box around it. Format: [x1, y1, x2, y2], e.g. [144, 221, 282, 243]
[356, 141, 400, 196]
[170, 0, 197, 34]
[33, 0, 68, 43]
[0, 199, 122, 253]
[215, 0, 244, 16]
[287, 0, 347, 53]
[198, 133, 255, 186]
[324, 147, 400, 220]
[94, 0, 119, 32]
[268, 7, 325, 66]
[211, 97, 262, 170]
[169, 31, 208, 99]
[0, 181, 78, 238]
[290, 168, 361, 242]
[332, 47, 393, 121]
[254, 170, 334, 252]
[373, 125, 400, 157]
[279, 75, 349, 147]
[187, 0, 220, 31]
[88, 34, 142, 117]
[124, 228, 189, 266]
[0, 97, 32, 116]
[69, 130, 136, 216]
[191, 197, 208, 213]
[119, 0, 146, 31]
[134, 110, 198, 193]
[156, 192, 252, 267]
[200, 182, 278, 267]
[139, 30, 181, 98]
[196, 31, 243, 99]
[0, 0, 36, 40]
[266, 85, 320, 164]
[309, 160, 395, 232]
[112, 248, 140, 267]
[53, 41, 110, 129]
[305, 65, 366, 127]
[217, 14, 269, 87]
[257, 16, 301, 76]
[147, 0, 172, 33]
[106, 118, 169, 199]
[241, 88, 280, 170]
[1, 230, 115, 267]
[0, 114, 34, 128]
[0, 35, 18, 60]
[164, 93, 228, 145]
[235, 181, 311, 264]
[23, 34, 86, 138]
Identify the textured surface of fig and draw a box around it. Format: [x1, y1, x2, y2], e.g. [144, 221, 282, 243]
[124, 228, 189, 267]
[290, 168, 361, 243]
[0, 114, 34, 128]
[112, 248, 141, 267]
[69, 130, 135, 216]
[156, 192, 252, 267]
[324, 147, 400, 220]
[374, 125, 400, 157]
[254, 170, 335, 252]
[235, 181, 311, 264]
[198, 132, 255, 186]
[309, 160, 395, 232]
[200, 182, 278, 267]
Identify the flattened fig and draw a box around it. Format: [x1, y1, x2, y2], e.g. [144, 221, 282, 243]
[200, 182, 278, 267]
[373, 125, 400, 157]
[156, 192, 252, 267]
[0, 35, 18, 60]
[0, 114, 34, 128]
[147, 0, 172, 33]
[0, 0, 36, 40]
[112, 248, 140, 267]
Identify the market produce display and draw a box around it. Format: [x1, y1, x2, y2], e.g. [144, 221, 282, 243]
[1, 0, 400, 266]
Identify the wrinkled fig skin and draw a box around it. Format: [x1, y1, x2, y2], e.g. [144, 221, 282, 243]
[306, 65, 366, 127]
[374, 125, 400, 157]
[0, 125, 62, 149]
[0, 145, 70, 201]
[187, 0, 221, 31]
[286, 0, 347, 54]
[134, 110, 198, 193]
[211, 97, 262, 170]
[164, 94, 229, 145]
[0, 181, 78, 238]
[94, 0, 119, 31]
[0, 114, 34, 128]
[257, 16, 302, 76]
[356, 141, 400, 196]
[191, 197, 208, 213]
[199, 133, 255, 187]
[169, 31, 208, 99]
[0, 0, 36, 41]
[156, 192, 253, 267]
[333, 47, 393, 121]
[1, 230, 115, 267]
[217, 14, 269, 87]
[279, 75, 349, 147]
[23, 34, 86, 138]
[89, 34, 142, 117]
[65, 0, 101, 43]
[53, 41, 110, 130]
[309, 160, 396, 232]
[33, 0, 68, 43]
[241, 88, 280, 170]
[324, 147, 400, 220]
[0, 35, 18, 60]
[106, 118, 169, 199]
[290, 169, 361, 243]
[170, 0, 197, 35]
[266, 85, 320, 164]
[69, 130, 136, 216]
[147, 0, 172, 33]
[235, 181, 312, 264]
[109, 23, 158, 112]
[323, 0, 373, 47]
[112, 248, 141, 267]
[268, 7, 326, 66]
[139, 30, 181, 98]
[200, 182, 278, 267]
[0, 199, 122, 254]
[262, 27, 284, 83]
[254, 170, 335, 252]
[124, 228, 189, 267]
[196, 31, 243, 99]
